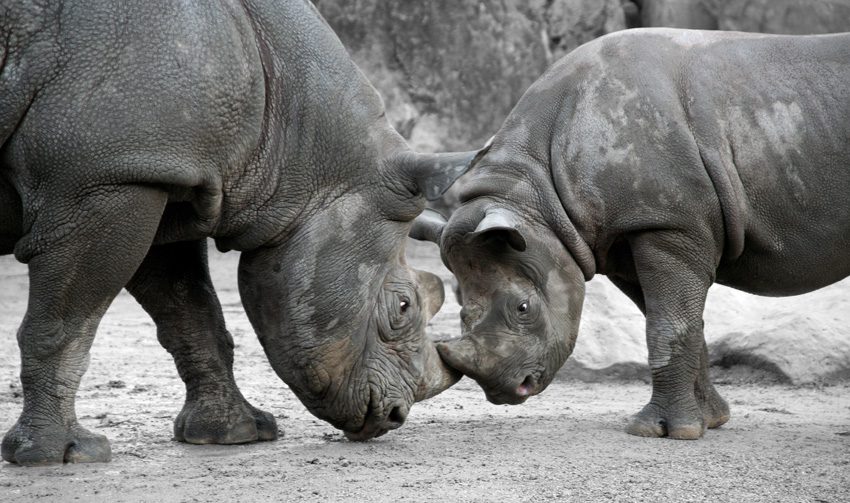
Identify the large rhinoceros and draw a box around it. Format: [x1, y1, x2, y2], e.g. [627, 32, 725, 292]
[412, 28, 850, 439]
[0, 0, 480, 465]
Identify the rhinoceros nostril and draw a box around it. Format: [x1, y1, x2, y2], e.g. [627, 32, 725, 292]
[516, 375, 535, 397]
[386, 406, 407, 428]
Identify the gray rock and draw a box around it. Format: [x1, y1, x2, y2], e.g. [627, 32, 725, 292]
[314, 0, 625, 153]
[719, 0, 850, 34]
[633, 0, 850, 35]
[563, 277, 850, 384]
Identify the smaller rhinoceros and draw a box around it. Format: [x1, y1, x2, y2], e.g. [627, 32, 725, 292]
[412, 28, 850, 439]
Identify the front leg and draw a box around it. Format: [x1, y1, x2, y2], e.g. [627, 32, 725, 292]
[125, 240, 277, 444]
[623, 231, 726, 439]
[3, 185, 166, 465]
[609, 275, 730, 433]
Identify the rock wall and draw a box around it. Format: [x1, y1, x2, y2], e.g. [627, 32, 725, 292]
[629, 0, 850, 34]
[720, 0, 850, 34]
[316, 0, 850, 155]
[563, 277, 850, 384]
[314, 0, 626, 153]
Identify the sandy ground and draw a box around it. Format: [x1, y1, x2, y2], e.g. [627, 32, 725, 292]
[1, 240, 848, 502]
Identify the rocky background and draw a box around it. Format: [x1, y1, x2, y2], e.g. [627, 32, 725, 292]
[314, 0, 850, 384]
[314, 0, 850, 155]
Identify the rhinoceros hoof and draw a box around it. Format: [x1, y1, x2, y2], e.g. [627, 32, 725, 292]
[2, 420, 111, 465]
[700, 391, 731, 429]
[247, 405, 279, 442]
[625, 403, 706, 440]
[173, 398, 278, 444]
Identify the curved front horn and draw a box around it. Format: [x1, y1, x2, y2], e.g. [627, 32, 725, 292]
[409, 151, 479, 200]
[463, 207, 527, 252]
[395, 142, 491, 201]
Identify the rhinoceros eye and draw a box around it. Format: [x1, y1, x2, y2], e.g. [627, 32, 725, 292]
[386, 293, 415, 334]
[517, 301, 529, 314]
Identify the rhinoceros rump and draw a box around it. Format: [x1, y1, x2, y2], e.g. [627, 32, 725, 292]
[0, 0, 482, 465]
[414, 28, 850, 439]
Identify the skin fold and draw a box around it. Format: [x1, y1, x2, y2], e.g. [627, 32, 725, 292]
[413, 28, 850, 439]
[0, 0, 478, 465]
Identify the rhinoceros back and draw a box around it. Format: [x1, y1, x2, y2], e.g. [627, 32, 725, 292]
[1, 0, 388, 258]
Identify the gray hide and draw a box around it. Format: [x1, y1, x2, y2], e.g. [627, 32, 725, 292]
[418, 28, 850, 439]
[0, 0, 479, 465]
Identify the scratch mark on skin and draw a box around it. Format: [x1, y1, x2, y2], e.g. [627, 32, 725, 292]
[754, 101, 805, 158]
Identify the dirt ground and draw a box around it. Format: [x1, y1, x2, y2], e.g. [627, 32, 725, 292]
[1, 240, 848, 502]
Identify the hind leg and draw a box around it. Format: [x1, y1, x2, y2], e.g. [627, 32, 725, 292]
[125, 240, 277, 444]
[2, 185, 166, 465]
[696, 339, 729, 428]
[623, 231, 722, 439]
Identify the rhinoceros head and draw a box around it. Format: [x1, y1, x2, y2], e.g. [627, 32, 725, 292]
[237, 127, 485, 440]
[413, 198, 586, 405]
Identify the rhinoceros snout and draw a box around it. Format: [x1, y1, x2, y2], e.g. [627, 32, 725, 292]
[436, 340, 537, 405]
[343, 403, 409, 442]
[481, 375, 536, 405]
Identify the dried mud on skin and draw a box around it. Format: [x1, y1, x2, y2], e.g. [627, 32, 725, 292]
[1, 240, 849, 502]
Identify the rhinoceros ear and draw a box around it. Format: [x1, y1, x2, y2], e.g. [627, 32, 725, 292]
[406, 144, 491, 201]
[464, 207, 527, 252]
[409, 208, 448, 244]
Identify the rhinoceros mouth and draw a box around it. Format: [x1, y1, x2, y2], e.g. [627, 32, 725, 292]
[478, 373, 539, 405]
[343, 427, 387, 442]
[342, 405, 408, 442]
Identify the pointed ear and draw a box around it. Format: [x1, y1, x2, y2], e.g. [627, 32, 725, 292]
[406, 144, 491, 201]
[464, 207, 527, 252]
[409, 208, 447, 244]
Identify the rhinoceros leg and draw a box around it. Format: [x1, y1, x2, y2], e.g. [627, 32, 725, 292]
[622, 231, 725, 439]
[2, 185, 167, 465]
[695, 338, 730, 429]
[609, 275, 730, 431]
[125, 240, 277, 444]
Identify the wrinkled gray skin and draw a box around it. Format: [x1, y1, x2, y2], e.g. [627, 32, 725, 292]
[0, 0, 475, 465]
[414, 28, 850, 439]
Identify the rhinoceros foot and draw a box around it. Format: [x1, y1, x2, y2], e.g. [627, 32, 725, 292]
[2, 420, 111, 465]
[698, 384, 731, 430]
[625, 401, 707, 440]
[173, 395, 278, 444]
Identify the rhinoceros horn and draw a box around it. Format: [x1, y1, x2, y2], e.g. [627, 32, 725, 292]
[464, 207, 527, 252]
[435, 337, 480, 377]
[403, 143, 491, 201]
[409, 208, 447, 244]
[416, 341, 463, 401]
